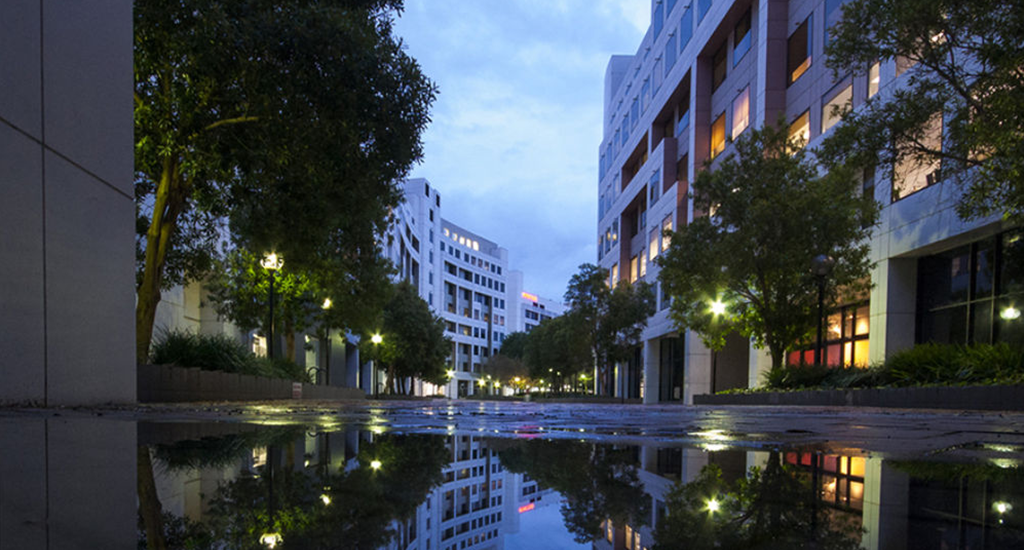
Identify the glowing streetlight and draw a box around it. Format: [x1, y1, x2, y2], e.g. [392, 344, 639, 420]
[321, 297, 333, 310]
[1001, 306, 1021, 320]
[369, 459, 382, 470]
[706, 498, 721, 514]
[995, 501, 1013, 514]
[260, 532, 283, 548]
[370, 333, 382, 398]
[261, 252, 284, 360]
[709, 299, 727, 316]
[371, 333, 383, 345]
[447, 369, 456, 378]
[320, 494, 332, 506]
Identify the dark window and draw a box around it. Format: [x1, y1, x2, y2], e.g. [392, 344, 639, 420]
[667, 0, 678, 15]
[653, 1, 664, 38]
[733, 9, 751, 65]
[917, 231, 1024, 345]
[711, 43, 727, 91]
[787, 17, 812, 85]
[665, 34, 677, 74]
[698, 0, 712, 22]
[679, 6, 693, 49]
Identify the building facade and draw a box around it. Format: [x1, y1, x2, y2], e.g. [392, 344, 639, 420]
[598, 0, 1019, 404]
[387, 178, 565, 398]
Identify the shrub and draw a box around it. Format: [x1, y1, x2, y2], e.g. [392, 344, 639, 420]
[762, 363, 831, 390]
[151, 330, 252, 373]
[879, 342, 1024, 386]
[151, 330, 308, 382]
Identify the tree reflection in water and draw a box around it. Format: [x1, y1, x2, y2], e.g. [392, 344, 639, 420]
[138, 430, 448, 550]
[495, 439, 650, 543]
[652, 451, 862, 550]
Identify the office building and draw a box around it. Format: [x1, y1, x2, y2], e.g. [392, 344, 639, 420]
[597, 0, 1017, 403]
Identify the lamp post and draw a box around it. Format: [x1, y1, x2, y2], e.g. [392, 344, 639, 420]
[260, 253, 284, 360]
[320, 298, 332, 386]
[371, 333, 382, 398]
[709, 298, 727, 394]
[812, 255, 835, 366]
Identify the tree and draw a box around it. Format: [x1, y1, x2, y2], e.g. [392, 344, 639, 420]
[499, 332, 529, 360]
[134, 0, 436, 362]
[521, 315, 590, 392]
[367, 282, 450, 394]
[564, 264, 655, 396]
[821, 0, 1024, 224]
[205, 247, 393, 361]
[481, 354, 528, 387]
[658, 122, 877, 371]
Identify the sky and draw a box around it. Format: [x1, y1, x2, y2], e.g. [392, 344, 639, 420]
[503, 496, 587, 550]
[393, 1, 648, 302]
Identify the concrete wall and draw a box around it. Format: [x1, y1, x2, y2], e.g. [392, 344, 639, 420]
[0, 0, 134, 405]
[137, 364, 366, 403]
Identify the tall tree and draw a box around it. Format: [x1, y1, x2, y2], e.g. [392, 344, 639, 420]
[564, 264, 655, 396]
[658, 122, 877, 371]
[821, 0, 1024, 223]
[522, 315, 590, 391]
[366, 282, 450, 394]
[134, 0, 436, 362]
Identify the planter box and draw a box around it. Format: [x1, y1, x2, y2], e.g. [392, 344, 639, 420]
[693, 385, 1024, 411]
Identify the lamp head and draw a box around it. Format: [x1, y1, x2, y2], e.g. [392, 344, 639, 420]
[261, 253, 284, 271]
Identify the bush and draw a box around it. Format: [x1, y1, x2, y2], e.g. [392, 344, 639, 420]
[762, 363, 831, 390]
[151, 330, 308, 382]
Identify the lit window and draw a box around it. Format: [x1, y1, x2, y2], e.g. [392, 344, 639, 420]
[733, 9, 751, 65]
[710, 113, 726, 158]
[788, 110, 810, 150]
[731, 87, 750, 139]
[473, 241, 480, 251]
[821, 84, 852, 134]
[649, 229, 660, 260]
[611, 263, 619, 286]
[640, 250, 648, 277]
[661, 215, 673, 251]
[893, 113, 942, 200]
[868, 62, 880, 98]
[630, 256, 639, 283]
[444, 228, 450, 237]
[787, 18, 811, 85]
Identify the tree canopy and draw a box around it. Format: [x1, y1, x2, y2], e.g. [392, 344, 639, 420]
[564, 264, 655, 395]
[658, 122, 877, 370]
[134, 0, 435, 362]
[367, 281, 450, 394]
[821, 0, 1024, 223]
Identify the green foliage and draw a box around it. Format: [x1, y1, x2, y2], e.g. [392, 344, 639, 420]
[365, 281, 451, 392]
[761, 343, 1024, 390]
[499, 332, 528, 359]
[481, 354, 529, 385]
[133, 0, 435, 361]
[564, 264, 656, 395]
[658, 121, 878, 371]
[151, 330, 308, 382]
[822, 0, 1024, 224]
[522, 314, 591, 382]
[653, 453, 862, 550]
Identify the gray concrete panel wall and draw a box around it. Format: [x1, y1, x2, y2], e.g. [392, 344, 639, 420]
[0, 0, 134, 405]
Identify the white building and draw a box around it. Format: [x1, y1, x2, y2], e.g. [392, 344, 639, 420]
[597, 0, 1020, 404]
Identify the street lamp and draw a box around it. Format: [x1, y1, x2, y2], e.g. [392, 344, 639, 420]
[812, 255, 835, 366]
[260, 253, 284, 360]
[371, 333, 383, 398]
[709, 297, 727, 394]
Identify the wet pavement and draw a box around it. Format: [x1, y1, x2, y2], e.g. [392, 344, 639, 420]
[2, 400, 1023, 549]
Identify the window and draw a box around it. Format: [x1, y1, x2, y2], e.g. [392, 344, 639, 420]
[892, 113, 942, 200]
[640, 249, 648, 277]
[731, 87, 750, 139]
[788, 110, 810, 149]
[661, 215, 673, 251]
[649, 228, 660, 261]
[611, 263, 619, 286]
[653, 1, 664, 38]
[821, 84, 852, 134]
[679, 6, 693, 49]
[917, 232, 1023, 345]
[676, 101, 690, 136]
[733, 9, 751, 65]
[630, 256, 639, 283]
[631, 98, 639, 129]
[787, 303, 870, 367]
[667, 0, 677, 15]
[698, 0, 712, 22]
[867, 62, 880, 98]
[665, 34, 677, 74]
[788, 18, 812, 85]
[711, 44, 727, 91]
[710, 113, 726, 158]
[650, 170, 661, 204]
[641, 79, 650, 113]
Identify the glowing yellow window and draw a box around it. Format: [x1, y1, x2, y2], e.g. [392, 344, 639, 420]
[710, 113, 726, 158]
[661, 216, 673, 251]
[788, 111, 810, 150]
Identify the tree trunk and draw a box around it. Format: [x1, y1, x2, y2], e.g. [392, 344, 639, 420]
[138, 446, 167, 550]
[284, 330, 296, 363]
[136, 157, 186, 364]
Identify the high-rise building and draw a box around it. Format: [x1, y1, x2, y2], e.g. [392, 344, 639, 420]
[387, 178, 565, 398]
[598, 0, 1018, 404]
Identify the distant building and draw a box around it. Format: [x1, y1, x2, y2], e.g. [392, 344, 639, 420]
[386, 178, 565, 398]
[598, 0, 1019, 403]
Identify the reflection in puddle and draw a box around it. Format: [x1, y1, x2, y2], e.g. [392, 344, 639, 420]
[1, 417, 1022, 549]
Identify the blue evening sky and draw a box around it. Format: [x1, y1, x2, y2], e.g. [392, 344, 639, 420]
[394, 1, 647, 302]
